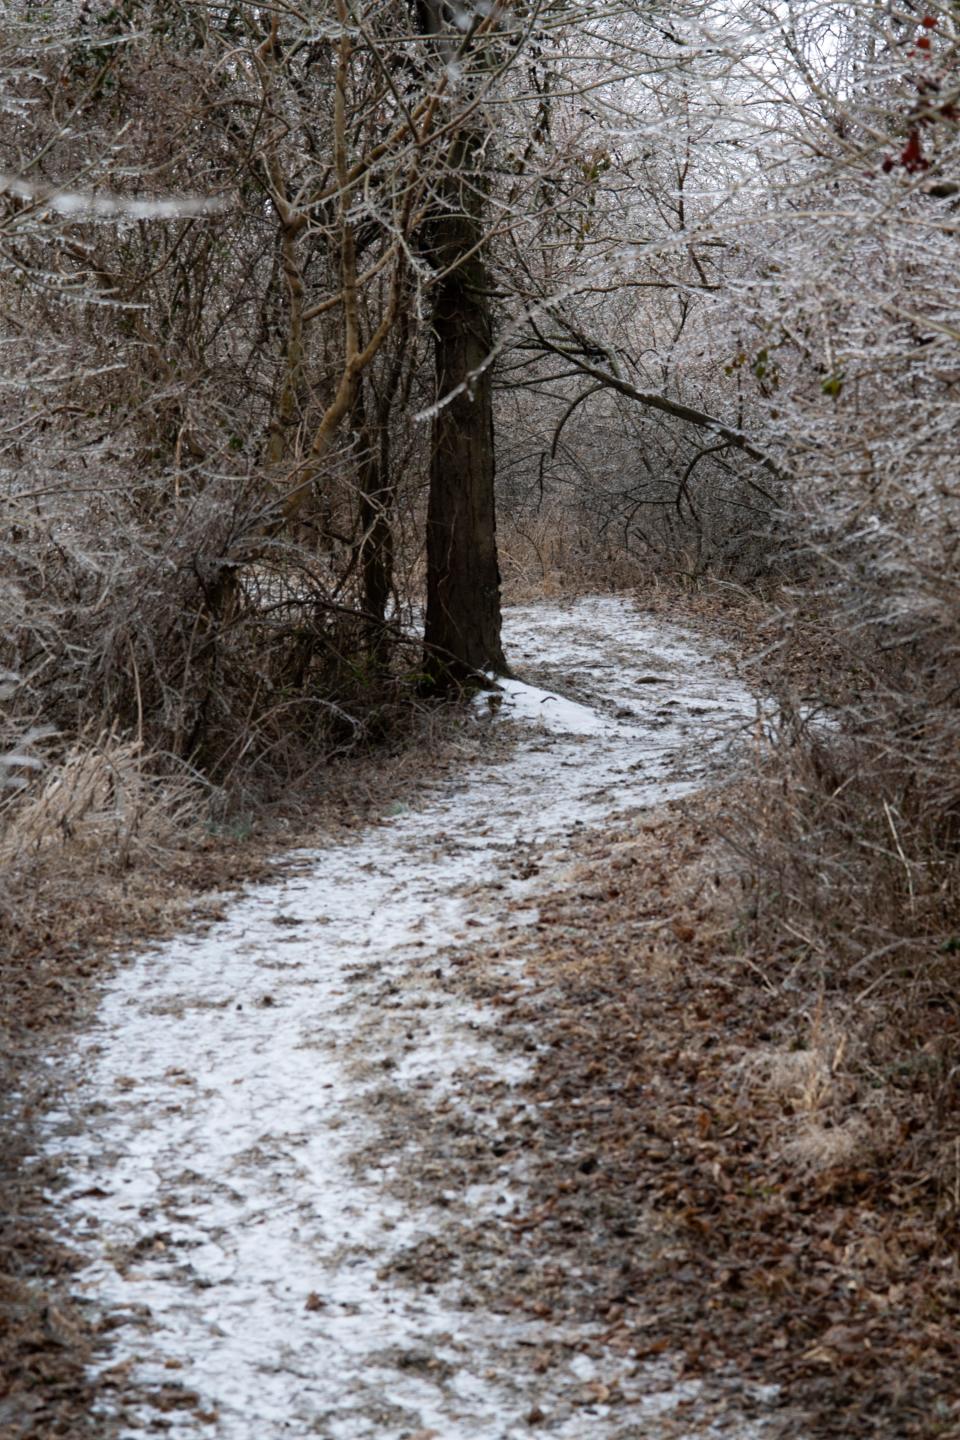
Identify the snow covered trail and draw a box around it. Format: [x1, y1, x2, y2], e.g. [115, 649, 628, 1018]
[42, 597, 768, 1439]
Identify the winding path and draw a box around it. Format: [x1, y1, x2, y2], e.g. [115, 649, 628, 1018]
[44, 597, 768, 1439]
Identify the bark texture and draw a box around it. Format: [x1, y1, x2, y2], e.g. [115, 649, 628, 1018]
[422, 137, 505, 685]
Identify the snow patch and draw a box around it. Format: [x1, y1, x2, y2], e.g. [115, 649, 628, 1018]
[488, 677, 619, 735]
[42, 597, 776, 1439]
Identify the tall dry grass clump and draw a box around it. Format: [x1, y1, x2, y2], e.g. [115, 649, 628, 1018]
[0, 732, 203, 869]
[0, 719, 210, 966]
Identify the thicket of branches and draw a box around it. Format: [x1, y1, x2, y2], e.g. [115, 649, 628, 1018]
[1, 0, 959, 997]
[726, 2, 960, 1002]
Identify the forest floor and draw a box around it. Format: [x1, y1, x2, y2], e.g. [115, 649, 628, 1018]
[2, 594, 958, 1440]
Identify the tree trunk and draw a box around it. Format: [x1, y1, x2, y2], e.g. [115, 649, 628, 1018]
[353, 381, 395, 664]
[422, 133, 505, 686]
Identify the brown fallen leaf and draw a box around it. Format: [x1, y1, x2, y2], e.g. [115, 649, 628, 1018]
[633, 1336, 671, 1359]
[579, 1381, 611, 1404]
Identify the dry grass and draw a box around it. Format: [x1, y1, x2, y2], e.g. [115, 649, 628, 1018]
[0, 689, 485, 968]
[728, 741, 960, 1091]
[0, 732, 205, 869]
[738, 1017, 897, 1176]
[0, 729, 217, 992]
[620, 572, 960, 1202]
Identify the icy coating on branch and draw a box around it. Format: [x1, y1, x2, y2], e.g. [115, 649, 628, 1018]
[0, 173, 230, 219]
[42, 597, 777, 1439]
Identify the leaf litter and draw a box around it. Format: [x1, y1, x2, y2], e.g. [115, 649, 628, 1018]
[36, 596, 810, 1439]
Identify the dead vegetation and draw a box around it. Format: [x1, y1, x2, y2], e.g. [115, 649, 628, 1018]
[1, 2, 958, 1431]
[476, 791, 960, 1438]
